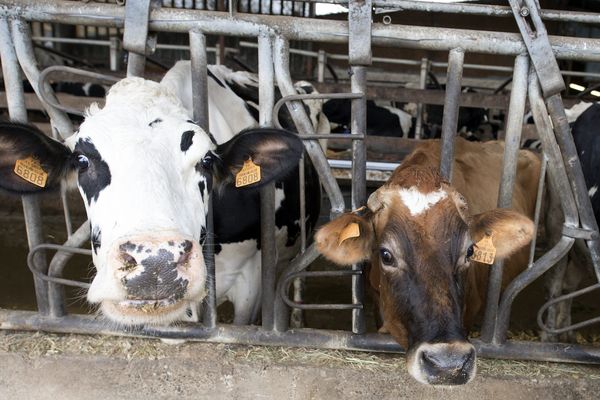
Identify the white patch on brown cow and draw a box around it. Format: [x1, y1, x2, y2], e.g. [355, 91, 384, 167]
[399, 187, 447, 216]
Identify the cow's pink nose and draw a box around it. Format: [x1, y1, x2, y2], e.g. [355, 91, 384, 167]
[116, 238, 195, 301]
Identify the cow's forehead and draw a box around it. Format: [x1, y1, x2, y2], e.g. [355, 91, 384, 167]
[75, 77, 215, 156]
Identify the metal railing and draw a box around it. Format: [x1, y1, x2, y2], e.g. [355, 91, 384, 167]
[0, 0, 599, 364]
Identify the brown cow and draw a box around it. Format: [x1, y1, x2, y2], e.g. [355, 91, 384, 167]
[315, 138, 540, 385]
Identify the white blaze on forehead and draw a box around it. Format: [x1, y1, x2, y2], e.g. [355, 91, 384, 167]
[398, 186, 448, 216]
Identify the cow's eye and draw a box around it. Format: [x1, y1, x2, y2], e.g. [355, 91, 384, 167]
[380, 248, 394, 266]
[200, 153, 214, 170]
[77, 154, 89, 172]
[465, 244, 474, 261]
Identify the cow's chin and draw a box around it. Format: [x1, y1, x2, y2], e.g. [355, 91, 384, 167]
[100, 295, 202, 326]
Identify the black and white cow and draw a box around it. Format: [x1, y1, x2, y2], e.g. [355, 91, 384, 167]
[0, 62, 325, 326]
[322, 98, 413, 138]
[542, 101, 599, 341]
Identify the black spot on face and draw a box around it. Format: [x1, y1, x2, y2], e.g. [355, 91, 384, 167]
[119, 241, 136, 252]
[180, 130, 195, 152]
[75, 139, 112, 205]
[208, 68, 225, 88]
[168, 240, 175, 246]
[149, 118, 162, 127]
[200, 226, 207, 245]
[181, 240, 193, 253]
[91, 226, 102, 255]
[198, 180, 206, 201]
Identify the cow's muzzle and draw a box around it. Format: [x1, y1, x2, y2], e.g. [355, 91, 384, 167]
[407, 341, 476, 385]
[90, 233, 206, 325]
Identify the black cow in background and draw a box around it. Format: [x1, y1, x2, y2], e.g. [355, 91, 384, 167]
[543, 102, 600, 342]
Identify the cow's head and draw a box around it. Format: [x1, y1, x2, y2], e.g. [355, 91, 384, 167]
[0, 77, 303, 326]
[315, 161, 534, 385]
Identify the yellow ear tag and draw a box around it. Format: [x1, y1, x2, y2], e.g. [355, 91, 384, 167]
[470, 233, 496, 265]
[235, 158, 261, 188]
[14, 157, 48, 188]
[339, 222, 360, 245]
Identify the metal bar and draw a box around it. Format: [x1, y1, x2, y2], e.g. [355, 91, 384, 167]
[281, 270, 362, 310]
[274, 243, 320, 331]
[528, 155, 548, 268]
[481, 54, 529, 343]
[2, 309, 600, 364]
[0, 17, 50, 316]
[189, 29, 216, 329]
[414, 57, 428, 139]
[538, 283, 600, 334]
[258, 31, 277, 331]
[273, 36, 345, 219]
[546, 95, 600, 283]
[6, 3, 600, 61]
[48, 222, 91, 318]
[28, 244, 92, 289]
[350, 65, 367, 335]
[439, 48, 464, 182]
[492, 69, 580, 343]
[11, 19, 73, 139]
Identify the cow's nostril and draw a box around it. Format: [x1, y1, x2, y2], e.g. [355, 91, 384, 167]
[120, 253, 138, 271]
[422, 351, 444, 370]
[177, 251, 191, 266]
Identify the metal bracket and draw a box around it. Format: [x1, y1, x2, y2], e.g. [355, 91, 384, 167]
[348, 0, 372, 65]
[508, 0, 565, 97]
[538, 282, 600, 334]
[562, 225, 599, 240]
[123, 0, 159, 56]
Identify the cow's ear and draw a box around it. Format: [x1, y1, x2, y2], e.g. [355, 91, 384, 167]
[470, 209, 534, 260]
[315, 211, 375, 266]
[213, 128, 303, 189]
[0, 121, 75, 194]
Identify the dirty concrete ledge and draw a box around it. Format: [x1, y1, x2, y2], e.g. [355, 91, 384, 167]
[1, 331, 599, 400]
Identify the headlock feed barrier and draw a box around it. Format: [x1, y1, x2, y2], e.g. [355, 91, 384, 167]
[1, 0, 600, 364]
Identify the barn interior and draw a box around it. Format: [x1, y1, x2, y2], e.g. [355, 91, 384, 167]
[1, 0, 600, 361]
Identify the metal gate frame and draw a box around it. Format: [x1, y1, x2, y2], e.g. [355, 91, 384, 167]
[1, 0, 600, 364]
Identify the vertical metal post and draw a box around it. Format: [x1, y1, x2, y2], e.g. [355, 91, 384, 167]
[350, 65, 367, 335]
[189, 29, 216, 329]
[317, 49, 326, 83]
[0, 18, 50, 315]
[258, 31, 277, 331]
[273, 36, 345, 218]
[481, 54, 529, 343]
[439, 48, 464, 182]
[109, 36, 120, 72]
[414, 57, 429, 139]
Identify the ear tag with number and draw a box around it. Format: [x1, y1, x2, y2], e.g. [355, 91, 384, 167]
[235, 158, 261, 188]
[14, 157, 48, 188]
[339, 222, 360, 245]
[470, 233, 496, 265]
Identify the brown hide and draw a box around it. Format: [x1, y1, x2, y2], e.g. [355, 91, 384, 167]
[368, 139, 540, 333]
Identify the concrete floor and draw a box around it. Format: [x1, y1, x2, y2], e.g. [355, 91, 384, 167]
[1, 331, 599, 400]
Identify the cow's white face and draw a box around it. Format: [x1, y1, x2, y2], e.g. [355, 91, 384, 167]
[0, 75, 304, 327]
[69, 78, 214, 325]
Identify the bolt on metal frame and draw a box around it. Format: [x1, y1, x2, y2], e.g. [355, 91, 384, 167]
[1, 0, 600, 364]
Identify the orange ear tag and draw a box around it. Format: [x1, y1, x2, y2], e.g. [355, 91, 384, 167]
[14, 157, 48, 188]
[235, 158, 261, 188]
[339, 222, 360, 245]
[470, 234, 496, 265]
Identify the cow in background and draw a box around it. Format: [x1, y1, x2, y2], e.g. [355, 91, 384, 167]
[542, 102, 600, 342]
[315, 138, 539, 385]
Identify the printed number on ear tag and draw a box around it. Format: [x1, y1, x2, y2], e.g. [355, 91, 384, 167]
[470, 234, 496, 265]
[339, 222, 360, 245]
[14, 157, 48, 188]
[235, 158, 261, 188]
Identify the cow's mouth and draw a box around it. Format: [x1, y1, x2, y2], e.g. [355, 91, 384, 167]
[101, 295, 191, 325]
[118, 296, 183, 311]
